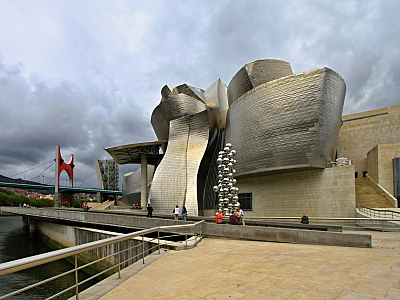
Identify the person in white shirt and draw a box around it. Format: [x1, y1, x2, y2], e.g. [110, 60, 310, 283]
[173, 205, 179, 220]
[238, 207, 245, 225]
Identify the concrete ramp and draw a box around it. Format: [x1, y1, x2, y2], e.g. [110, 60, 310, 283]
[90, 200, 115, 210]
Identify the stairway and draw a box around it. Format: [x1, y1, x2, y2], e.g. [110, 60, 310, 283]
[355, 178, 394, 208]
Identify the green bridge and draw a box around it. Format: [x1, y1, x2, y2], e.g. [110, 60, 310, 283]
[0, 181, 122, 195]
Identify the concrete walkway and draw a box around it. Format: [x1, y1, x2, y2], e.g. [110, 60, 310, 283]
[96, 231, 400, 299]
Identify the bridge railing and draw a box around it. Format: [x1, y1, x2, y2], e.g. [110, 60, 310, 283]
[246, 215, 400, 232]
[357, 204, 400, 219]
[0, 220, 204, 300]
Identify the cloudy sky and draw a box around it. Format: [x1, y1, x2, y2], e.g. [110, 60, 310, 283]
[0, 0, 399, 189]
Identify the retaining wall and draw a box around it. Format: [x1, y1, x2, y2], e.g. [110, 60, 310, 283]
[2, 207, 371, 247]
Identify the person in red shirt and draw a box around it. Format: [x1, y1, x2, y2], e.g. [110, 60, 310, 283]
[214, 209, 225, 224]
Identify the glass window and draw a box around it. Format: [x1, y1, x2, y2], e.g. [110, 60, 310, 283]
[394, 158, 400, 206]
[238, 193, 252, 211]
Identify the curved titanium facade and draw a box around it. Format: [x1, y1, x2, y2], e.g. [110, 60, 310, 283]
[225, 67, 346, 178]
[227, 59, 293, 106]
[150, 111, 210, 215]
[151, 84, 208, 141]
[203, 79, 229, 128]
[122, 166, 154, 205]
[118, 58, 346, 216]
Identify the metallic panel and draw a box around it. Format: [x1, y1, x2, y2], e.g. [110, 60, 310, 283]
[151, 85, 208, 141]
[104, 141, 166, 165]
[225, 67, 346, 178]
[227, 59, 293, 106]
[203, 79, 229, 128]
[122, 165, 154, 198]
[150, 111, 210, 215]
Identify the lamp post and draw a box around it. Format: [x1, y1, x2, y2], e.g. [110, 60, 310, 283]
[213, 143, 239, 215]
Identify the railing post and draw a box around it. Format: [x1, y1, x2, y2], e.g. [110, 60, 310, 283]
[75, 254, 79, 300]
[185, 234, 188, 250]
[142, 236, 145, 264]
[158, 230, 160, 254]
[117, 242, 121, 279]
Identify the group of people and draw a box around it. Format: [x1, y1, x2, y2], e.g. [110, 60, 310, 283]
[146, 203, 245, 224]
[214, 207, 245, 225]
[146, 204, 188, 221]
[173, 205, 188, 221]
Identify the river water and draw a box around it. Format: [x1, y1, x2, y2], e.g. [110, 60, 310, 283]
[0, 215, 96, 299]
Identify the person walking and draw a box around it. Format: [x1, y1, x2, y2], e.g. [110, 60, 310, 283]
[182, 206, 187, 221]
[82, 202, 88, 212]
[147, 203, 153, 218]
[173, 205, 179, 220]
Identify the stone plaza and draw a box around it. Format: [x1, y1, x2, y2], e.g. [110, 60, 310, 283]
[75, 229, 400, 299]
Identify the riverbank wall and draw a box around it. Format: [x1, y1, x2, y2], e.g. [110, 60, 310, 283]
[36, 220, 157, 276]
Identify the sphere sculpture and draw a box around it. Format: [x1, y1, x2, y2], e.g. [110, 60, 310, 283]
[213, 143, 239, 215]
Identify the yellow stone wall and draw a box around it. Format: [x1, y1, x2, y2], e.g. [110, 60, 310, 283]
[367, 143, 400, 195]
[237, 166, 356, 218]
[366, 145, 379, 181]
[338, 105, 400, 175]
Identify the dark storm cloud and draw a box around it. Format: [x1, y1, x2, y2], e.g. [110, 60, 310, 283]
[0, 0, 399, 187]
[0, 59, 155, 186]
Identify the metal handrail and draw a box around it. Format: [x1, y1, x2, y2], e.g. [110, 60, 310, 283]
[357, 204, 400, 219]
[246, 216, 400, 221]
[246, 215, 400, 231]
[0, 220, 204, 299]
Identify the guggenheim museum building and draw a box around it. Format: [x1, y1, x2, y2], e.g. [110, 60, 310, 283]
[105, 59, 400, 218]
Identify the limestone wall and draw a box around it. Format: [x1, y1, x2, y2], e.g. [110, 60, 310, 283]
[366, 145, 379, 181]
[338, 105, 400, 175]
[367, 143, 400, 196]
[237, 166, 356, 218]
[37, 220, 155, 275]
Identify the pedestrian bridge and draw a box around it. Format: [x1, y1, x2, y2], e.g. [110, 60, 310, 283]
[1, 207, 372, 248]
[0, 206, 376, 299]
[0, 181, 122, 195]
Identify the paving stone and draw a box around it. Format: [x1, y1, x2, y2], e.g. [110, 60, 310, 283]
[97, 230, 400, 299]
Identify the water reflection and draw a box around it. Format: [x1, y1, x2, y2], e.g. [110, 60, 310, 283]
[0, 216, 98, 299]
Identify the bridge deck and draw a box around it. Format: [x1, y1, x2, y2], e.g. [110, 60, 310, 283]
[0, 181, 122, 195]
[1, 207, 371, 248]
[79, 231, 400, 299]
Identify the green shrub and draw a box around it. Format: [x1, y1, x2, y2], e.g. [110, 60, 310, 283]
[73, 199, 85, 208]
[0, 188, 53, 207]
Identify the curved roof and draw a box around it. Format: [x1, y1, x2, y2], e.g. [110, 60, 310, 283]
[104, 141, 167, 165]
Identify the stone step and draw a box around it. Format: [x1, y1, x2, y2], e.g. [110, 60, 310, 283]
[355, 178, 393, 208]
